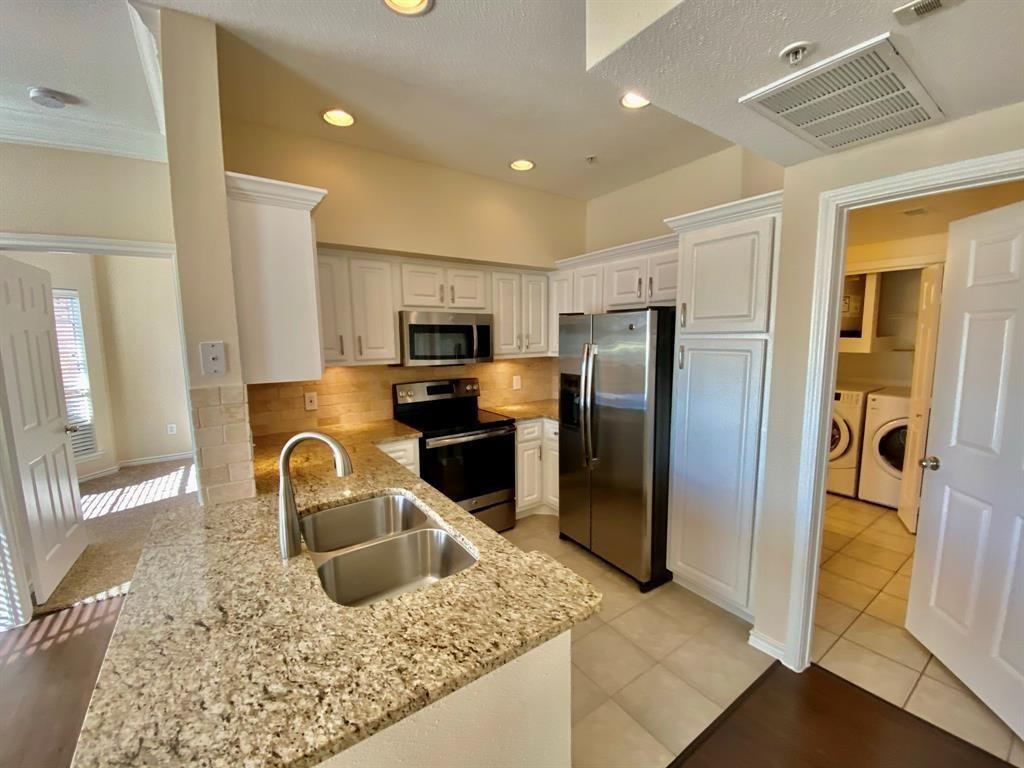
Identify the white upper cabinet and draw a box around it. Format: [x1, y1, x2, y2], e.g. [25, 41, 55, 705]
[400, 263, 487, 310]
[446, 268, 487, 309]
[573, 265, 604, 314]
[400, 263, 446, 308]
[522, 274, 548, 354]
[648, 252, 678, 303]
[318, 255, 353, 364]
[492, 271, 522, 355]
[677, 216, 774, 334]
[350, 258, 399, 362]
[548, 272, 573, 354]
[225, 172, 327, 384]
[604, 256, 648, 308]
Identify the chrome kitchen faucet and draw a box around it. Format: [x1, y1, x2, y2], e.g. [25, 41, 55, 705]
[278, 432, 353, 560]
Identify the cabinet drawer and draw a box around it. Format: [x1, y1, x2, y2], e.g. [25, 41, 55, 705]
[377, 438, 420, 475]
[543, 419, 559, 441]
[517, 420, 542, 443]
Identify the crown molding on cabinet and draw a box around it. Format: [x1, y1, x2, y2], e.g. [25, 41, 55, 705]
[555, 233, 677, 270]
[0, 106, 167, 163]
[0, 232, 174, 259]
[225, 172, 327, 211]
[664, 191, 784, 234]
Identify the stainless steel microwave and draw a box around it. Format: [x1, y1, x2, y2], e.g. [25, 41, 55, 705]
[399, 311, 493, 366]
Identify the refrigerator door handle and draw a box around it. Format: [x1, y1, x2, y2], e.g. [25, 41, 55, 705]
[580, 342, 590, 467]
[585, 343, 598, 467]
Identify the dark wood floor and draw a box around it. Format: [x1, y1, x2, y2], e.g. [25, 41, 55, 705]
[0, 596, 123, 768]
[671, 662, 1010, 768]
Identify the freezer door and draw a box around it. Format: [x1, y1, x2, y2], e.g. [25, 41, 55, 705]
[589, 310, 655, 580]
[559, 314, 591, 547]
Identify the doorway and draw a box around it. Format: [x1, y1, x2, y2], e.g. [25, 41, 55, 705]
[804, 175, 1024, 761]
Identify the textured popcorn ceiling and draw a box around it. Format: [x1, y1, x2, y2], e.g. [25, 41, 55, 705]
[589, 0, 1024, 166]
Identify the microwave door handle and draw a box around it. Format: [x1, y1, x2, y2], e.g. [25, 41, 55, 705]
[472, 322, 479, 362]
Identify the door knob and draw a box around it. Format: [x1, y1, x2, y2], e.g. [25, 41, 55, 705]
[919, 456, 941, 471]
[64, 424, 80, 434]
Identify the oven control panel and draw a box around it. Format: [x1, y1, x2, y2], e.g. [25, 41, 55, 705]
[394, 378, 480, 404]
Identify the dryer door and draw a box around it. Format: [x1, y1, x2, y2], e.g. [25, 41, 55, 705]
[872, 418, 908, 479]
[829, 415, 851, 461]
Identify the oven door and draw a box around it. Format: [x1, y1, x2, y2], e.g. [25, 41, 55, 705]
[400, 311, 493, 366]
[420, 426, 515, 527]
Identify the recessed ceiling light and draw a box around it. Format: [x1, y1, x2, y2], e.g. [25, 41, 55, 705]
[619, 91, 650, 109]
[384, 0, 434, 16]
[28, 86, 67, 109]
[322, 108, 355, 127]
[510, 159, 534, 172]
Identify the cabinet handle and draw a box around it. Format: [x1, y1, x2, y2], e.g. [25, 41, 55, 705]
[439, 284, 444, 302]
[678, 344, 685, 369]
[526, 333, 531, 348]
[450, 284, 455, 303]
[539, 444, 543, 461]
[516, 333, 522, 349]
[339, 334, 345, 355]
[357, 335, 363, 356]
[648, 276, 653, 298]
[679, 302, 687, 328]
[636, 277, 642, 298]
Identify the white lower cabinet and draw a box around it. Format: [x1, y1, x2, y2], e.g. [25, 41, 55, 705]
[377, 438, 420, 476]
[667, 337, 765, 610]
[517, 419, 558, 515]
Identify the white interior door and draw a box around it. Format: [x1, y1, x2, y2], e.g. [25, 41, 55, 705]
[0, 255, 87, 603]
[906, 202, 1024, 738]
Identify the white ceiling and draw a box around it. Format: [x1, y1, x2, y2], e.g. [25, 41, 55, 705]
[589, 0, 1024, 166]
[148, 0, 732, 200]
[0, 0, 166, 161]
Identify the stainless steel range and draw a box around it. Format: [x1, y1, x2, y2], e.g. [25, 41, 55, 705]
[393, 378, 516, 532]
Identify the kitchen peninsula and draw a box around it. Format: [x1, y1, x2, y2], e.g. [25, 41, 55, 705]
[71, 422, 600, 768]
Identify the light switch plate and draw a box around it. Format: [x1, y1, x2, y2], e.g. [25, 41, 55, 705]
[200, 341, 225, 375]
[512, 375, 522, 390]
[304, 392, 318, 411]
[166, 423, 177, 435]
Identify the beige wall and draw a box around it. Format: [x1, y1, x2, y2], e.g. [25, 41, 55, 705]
[754, 101, 1024, 650]
[221, 119, 585, 269]
[94, 255, 192, 463]
[248, 358, 557, 438]
[582, 146, 783, 252]
[0, 143, 174, 243]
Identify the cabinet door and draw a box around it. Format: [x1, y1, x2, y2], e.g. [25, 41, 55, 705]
[542, 436, 559, 509]
[572, 266, 604, 314]
[350, 258, 398, 361]
[668, 337, 765, 609]
[548, 273, 572, 354]
[492, 271, 522, 355]
[517, 440, 542, 511]
[400, 262, 446, 308]
[647, 252, 678, 303]
[678, 216, 774, 333]
[522, 273, 548, 354]
[318, 255, 352, 364]
[446, 268, 487, 309]
[604, 256, 648, 308]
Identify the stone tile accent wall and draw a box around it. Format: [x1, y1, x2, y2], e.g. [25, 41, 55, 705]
[190, 385, 256, 504]
[248, 358, 558, 437]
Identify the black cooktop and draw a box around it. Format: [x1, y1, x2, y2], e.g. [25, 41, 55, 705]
[395, 408, 514, 439]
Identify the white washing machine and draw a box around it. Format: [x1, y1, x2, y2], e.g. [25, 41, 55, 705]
[827, 384, 881, 497]
[859, 387, 911, 508]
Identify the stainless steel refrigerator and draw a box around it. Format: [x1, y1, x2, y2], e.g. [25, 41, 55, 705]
[558, 307, 675, 591]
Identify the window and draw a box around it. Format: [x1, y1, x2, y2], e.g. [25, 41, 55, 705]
[52, 289, 98, 458]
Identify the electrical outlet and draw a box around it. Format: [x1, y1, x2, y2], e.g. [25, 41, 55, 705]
[304, 392, 318, 411]
[199, 341, 225, 375]
[166, 423, 177, 435]
[512, 375, 522, 391]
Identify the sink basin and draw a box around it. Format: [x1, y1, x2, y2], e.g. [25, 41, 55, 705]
[316, 528, 477, 607]
[300, 494, 429, 554]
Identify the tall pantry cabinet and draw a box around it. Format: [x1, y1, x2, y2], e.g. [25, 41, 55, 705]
[664, 192, 782, 617]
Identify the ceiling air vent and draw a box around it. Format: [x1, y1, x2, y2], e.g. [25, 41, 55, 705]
[739, 33, 944, 152]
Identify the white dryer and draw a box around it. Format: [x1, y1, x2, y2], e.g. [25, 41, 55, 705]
[827, 384, 881, 497]
[859, 387, 911, 508]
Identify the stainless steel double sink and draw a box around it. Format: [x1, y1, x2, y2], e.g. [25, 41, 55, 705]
[300, 494, 476, 607]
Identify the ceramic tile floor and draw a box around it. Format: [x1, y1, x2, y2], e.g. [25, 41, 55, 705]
[814, 494, 1023, 764]
[503, 515, 773, 768]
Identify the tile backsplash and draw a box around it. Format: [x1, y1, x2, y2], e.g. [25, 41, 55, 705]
[248, 358, 558, 437]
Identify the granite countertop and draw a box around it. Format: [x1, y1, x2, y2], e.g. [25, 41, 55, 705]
[73, 419, 599, 768]
[488, 398, 559, 422]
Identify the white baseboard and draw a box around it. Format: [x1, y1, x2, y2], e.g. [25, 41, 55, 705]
[670, 573, 754, 623]
[117, 451, 194, 468]
[77, 466, 120, 482]
[748, 629, 790, 667]
[516, 504, 558, 519]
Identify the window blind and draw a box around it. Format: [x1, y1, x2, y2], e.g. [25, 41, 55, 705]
[52, 289, 98, 458]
